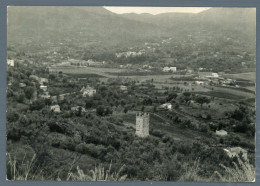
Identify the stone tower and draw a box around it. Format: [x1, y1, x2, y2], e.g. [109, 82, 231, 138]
[136, 112, 150, 137]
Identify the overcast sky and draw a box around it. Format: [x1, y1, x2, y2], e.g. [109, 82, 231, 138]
[104, 7, 211, 15]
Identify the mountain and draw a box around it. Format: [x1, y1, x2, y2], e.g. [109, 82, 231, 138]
[121, 8, 255, 36]
[7, 6, 165, 48]
[7, 7, 255, 49]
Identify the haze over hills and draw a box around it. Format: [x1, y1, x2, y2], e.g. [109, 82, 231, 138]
[7, 7, 255, 49]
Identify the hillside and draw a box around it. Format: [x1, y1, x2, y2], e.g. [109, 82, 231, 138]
[8, 7, 256, 49]
[7, 6, 165, 48]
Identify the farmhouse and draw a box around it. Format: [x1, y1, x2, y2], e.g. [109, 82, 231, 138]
[163, 67, 177, 72]
[39, 78, 49, 85]
[19, 83, 26, 88]
[160, 103, 172, 110]
[216, 130, 228, 136]
[120, 85, 127, 91]
[7, 59, 14, 67]
[40, 85, 48, 92]
[40, 92, 51, 99]
[195, 81, 205, 85]
[199, 72, 219, 79]
[223, 147, 247, 159]
[50, 105, 61, 113]
[29, 75, 40, 81]
[81, 86, 96, 97]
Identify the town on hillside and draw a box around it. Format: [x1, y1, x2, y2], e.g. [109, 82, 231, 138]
[6, 6, 256, 182]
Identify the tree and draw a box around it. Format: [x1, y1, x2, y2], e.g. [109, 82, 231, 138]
[96, 106, 105, 116]
[166, 92, 178, 102]
[24, 87, 35, 100]
[195, 96, 210, 109]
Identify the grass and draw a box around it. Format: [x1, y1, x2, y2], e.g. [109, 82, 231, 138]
[178, 156, 255, 182]
[67, 73, 105, 78]
[194, 91, 245, 100]
[6, 153, 43, 180]
[214, 156, 255, 182]
[67, 163, 127, 181]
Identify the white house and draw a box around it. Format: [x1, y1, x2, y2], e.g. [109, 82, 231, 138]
[211, 73, 219, 78]
[81, 86, 96, 97]
[160, 103, 172, 110]
[40, 85, 48, 92]
[120, 85, 127, 91]
[7, 59, 14, 67]
[50, 105, 60, 113]
[163, 67, 177, 72]
[19, 83, 26, 88]
[195, 81, 205, 85]
[216, 130, 228, 136]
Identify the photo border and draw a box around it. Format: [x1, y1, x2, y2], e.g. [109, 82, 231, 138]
[0, 0, 259, 186]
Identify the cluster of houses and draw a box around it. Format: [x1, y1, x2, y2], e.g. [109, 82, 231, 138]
[80, 86, 96, 97]
[115, 50, 144, 58]
[69, 59, 105, 67]
[193, 72, 237, 87]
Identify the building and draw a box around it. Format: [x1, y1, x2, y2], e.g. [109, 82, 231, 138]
[7, 59, 14, 67]
[160, 103, 172, 110]
[136, 112, 150, 137]
[40, 85, 48, 92]
[163, 67, 177, 72]
[195, 81, 205, 85]
[29, 75, 40, 81]
[81, 86, 96, 97]
[71, 106, 86, 113]
[216, 130, 228, 136]
[223, 147, 247, 159]
[198, 72, 219, 79]
[19, 83, 26, 88]
[40, 92, 50, 99]
[120, 85, 127, 91]
[50, 105, 60, 113]
[39, 78, 49, 85]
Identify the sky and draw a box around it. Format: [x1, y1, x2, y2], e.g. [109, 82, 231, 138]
[103, 7, 211, 15]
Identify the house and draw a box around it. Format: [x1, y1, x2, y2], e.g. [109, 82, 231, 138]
[223, 147, 247, 159]
[81, 86, 96, 97]
[7, 59, 14, 67]
[198, 72, 219, 79]
[71, 106, 86, 113]
[39, 78, 48, 85]
[195, 81, 205, 85]
[29, 75, 40, 81]
[19, 83, 26, 88]
[216, 130, 228, 136]
[163, 67, 177, 72]
[40, 93, 51, 99]
[40, 85, 48, 92]
[120, 85, 127, 91]
[50, 105, 60, 113]
[160, 103, 172, 110]
[59, 94, 65, 101]
[211, 73, 219, 78]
